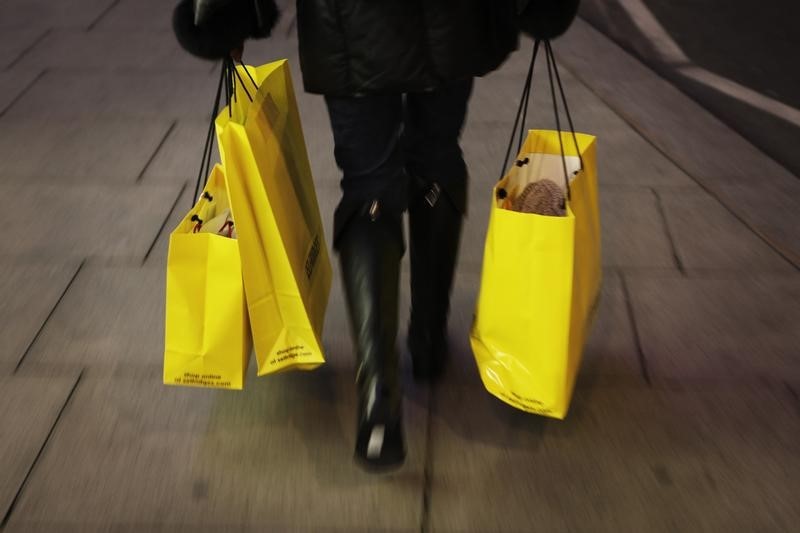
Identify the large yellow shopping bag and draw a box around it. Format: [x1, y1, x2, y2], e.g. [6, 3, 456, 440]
[164, 164, 251, 389]
[470, 128, 601, 418]
[215, 60, 332, 375]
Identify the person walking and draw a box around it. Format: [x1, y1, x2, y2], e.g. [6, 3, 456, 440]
[173, 0, 579, 471]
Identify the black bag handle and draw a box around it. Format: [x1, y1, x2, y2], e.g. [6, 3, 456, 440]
[192, 57, 259, 205]
[499, 39, 584, 201]
[192, 62, 225, 205]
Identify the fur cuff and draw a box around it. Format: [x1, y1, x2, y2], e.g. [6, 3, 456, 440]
[517, 0, 580, 40]
[173, 0, 279, 60]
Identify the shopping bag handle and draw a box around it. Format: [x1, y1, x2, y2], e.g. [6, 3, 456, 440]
[232, 58, 259, 101]
[223, 57, 259, 112]
[192, 58, 260, 205]
[499, 39, 585, 201]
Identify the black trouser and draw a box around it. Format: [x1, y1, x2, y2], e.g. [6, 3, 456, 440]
[324, 79, 473, 248]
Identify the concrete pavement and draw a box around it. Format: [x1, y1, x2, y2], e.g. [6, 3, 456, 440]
[1, 1, 798, 531]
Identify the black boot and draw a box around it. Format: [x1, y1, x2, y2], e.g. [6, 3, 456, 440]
[407, 176, 464, 382]
[338, 200, 406, 471]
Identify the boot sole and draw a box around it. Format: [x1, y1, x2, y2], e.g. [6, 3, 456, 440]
[353, 453, 406, 473]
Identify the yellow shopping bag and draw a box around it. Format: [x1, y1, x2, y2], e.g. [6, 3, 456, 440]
[164, 164, 251, 389]
[215, 60, 332, 375]
[471, 129, 601, 419]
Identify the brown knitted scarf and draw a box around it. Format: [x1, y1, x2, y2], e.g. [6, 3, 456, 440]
[511, 179, 566, 216]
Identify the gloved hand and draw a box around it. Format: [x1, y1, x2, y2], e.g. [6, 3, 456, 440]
[516, 0, 581, 40]
[192, 0, 237, 26]
[172, 0, 279, 60]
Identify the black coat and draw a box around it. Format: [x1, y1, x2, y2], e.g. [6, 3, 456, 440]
[174, 0, 523, 95]
[296, 0, 520, 95]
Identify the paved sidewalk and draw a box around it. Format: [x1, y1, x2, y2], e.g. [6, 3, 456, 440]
[1, 1, 798, 532]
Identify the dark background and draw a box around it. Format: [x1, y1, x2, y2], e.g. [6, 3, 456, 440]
[580, 0, 800, 177]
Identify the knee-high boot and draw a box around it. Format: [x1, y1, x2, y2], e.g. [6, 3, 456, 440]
[407, 176, 464, 382]
[338, 200, 406, 470]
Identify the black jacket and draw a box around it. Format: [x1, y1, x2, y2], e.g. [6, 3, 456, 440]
[296, 0, 519, 95]
[174, 0, 524, 95]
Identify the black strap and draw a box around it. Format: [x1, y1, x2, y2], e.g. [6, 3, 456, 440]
[230, 62, 254, 102]
[237, 59, 259, 89]
[544, 40, 571, 199]
[547, 41, 585, 174]
[225, 57, 234, 117]
[501, 40, 539, 182]
[499, 39, 583, 201]
[193, 62, 226, 205]
[192, 58, 260, 207]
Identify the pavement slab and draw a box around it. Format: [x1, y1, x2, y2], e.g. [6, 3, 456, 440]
[592, 128, 699, 189]
[17, 30, 213, 72]
[6, 374, 427, 532]
[0, 28, 48, 69]
[0, 181, 181, 261]
[0, 68, 41, 115]
[627, 274, 800, 381]
[427, 382, 800, 532]
[713, 181, 800, 267]
[90, 0, 174, 32]
[3, 70, 218, 120]
[0, 262, 81, 374]
[16, 265, 170, 376]
[0, 375, 80, 524]
[0, 117, 174, 182]
[0, 0, 115, 30]
[460, 132, 507, 188]
[659, 190, 795, 272]
[788, 384, 800, 414]
[140, 120, 218, 184]
[140, 181, 194, 264]
[578, 271, 644, 384]
[599, 189, 676, 269]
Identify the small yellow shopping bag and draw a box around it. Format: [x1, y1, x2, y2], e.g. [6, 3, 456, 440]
[471, 128, 601, 419]
[164, 164, 251, 389]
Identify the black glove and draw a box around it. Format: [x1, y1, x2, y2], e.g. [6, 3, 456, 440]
[192, 0, 237, 26]
[516, 0, 580, 40]
[173, 0, 279, 60]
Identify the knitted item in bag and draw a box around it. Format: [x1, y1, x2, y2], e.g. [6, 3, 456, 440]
[511, 179, 566, 216]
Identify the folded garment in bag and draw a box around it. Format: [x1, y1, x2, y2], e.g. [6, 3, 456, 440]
[500, 179, 567, 216]
[198, 208, 237, 238]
